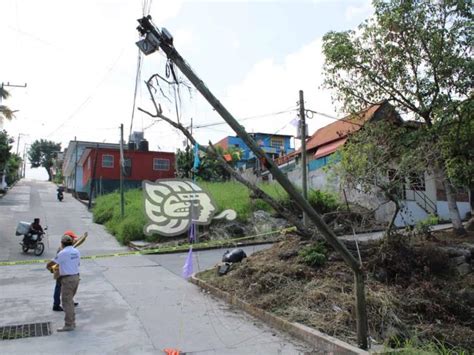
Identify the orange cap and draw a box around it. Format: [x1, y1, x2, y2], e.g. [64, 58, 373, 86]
[63, 230, 78, 240]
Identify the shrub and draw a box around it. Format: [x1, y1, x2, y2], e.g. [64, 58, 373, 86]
[307, 189, 340, 214]
[414, 214, 439, 236]
[299, 242, 327, 267]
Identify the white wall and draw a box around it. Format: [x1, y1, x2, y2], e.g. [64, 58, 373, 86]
[437, 201, 471, 221]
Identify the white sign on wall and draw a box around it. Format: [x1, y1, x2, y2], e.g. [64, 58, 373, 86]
[143, 179, 237, 237]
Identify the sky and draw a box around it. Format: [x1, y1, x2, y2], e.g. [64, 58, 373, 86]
[0, 0, 373, 175]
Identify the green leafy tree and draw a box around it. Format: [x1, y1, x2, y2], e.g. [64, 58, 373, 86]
[28, 139, 61, 181]
[177, 144, 243, 182]
[176, 145, 193, 179]
[6, 154, 22, 184]
[0, 130, 13, 171]
[322, 0, 472, 235]
[0, 87, 16, 122]
[338, 120, 431, 233]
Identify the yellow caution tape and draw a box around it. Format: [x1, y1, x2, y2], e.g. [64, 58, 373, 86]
[0, 226, 296, 267]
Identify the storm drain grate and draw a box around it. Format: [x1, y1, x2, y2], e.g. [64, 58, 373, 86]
[0, 322, 52, 340]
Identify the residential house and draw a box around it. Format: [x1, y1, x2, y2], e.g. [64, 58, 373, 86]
[271, 101, 471, 226]
[215, 132, 294, 172]
[79, 145, 175, 198]
[62, 141, 122, 198]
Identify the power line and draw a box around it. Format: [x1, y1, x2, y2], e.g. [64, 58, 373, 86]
[46, 49, 124, 138]
[305, 108, 364, 127]
[191, 106, 297, 130]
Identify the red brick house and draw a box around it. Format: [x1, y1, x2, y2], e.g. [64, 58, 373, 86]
[79, 146, 175, 198]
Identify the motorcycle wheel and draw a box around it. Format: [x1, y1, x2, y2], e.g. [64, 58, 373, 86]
[22, 245, 29, 253]
[34, 242, 45, 256]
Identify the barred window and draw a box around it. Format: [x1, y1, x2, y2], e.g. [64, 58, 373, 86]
[102, 155, 114, 168]
[153, 158, 170, 171]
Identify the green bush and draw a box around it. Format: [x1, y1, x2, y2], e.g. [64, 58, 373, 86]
[299, 242, 327, 267]
[307, 189, 340, 214]
[414, 214, 440, 236]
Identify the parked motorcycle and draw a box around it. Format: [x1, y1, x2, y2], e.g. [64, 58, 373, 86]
[16, 221, 47, 256]
[57, 187, 64, 202]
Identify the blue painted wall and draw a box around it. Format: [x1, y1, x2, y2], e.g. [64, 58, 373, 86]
[225, 134, 294, 164]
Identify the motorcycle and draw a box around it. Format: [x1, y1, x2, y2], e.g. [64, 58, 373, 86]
[16, 222, 47, 256]
[57, 187, 64, 201]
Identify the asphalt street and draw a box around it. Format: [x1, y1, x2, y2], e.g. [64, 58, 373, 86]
[0, 179, 316, 354]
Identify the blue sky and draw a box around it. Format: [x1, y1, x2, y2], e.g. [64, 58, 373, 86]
[0, 0, 373, 169]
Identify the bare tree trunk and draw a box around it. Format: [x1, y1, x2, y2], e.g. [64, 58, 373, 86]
[387, 200, 400, 237]
[437, 167, 466, 235]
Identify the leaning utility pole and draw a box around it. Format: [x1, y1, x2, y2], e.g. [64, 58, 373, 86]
[119, 124, 125, 218]
[299, 90, 308, 226]
[136, 15, 368, 349]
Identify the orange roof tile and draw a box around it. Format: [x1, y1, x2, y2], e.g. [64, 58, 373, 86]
[306, 103, 382, 151]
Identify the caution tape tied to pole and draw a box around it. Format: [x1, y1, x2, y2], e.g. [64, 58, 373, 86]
[0, 226, 297, 267]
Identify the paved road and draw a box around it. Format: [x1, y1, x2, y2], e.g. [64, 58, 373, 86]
[0, 180, 316, 354]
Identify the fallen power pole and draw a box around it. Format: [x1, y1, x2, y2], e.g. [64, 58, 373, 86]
[135, 15, 368, 349]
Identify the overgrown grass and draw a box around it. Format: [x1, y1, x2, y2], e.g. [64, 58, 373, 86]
[199, 181, 289, 220]
[385, 336, 469, 355]
[93, 189, 148, 245]
[92, 181, 339, 245]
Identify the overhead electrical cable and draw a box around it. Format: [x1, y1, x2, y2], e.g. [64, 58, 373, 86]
[46, 49, 124, 137]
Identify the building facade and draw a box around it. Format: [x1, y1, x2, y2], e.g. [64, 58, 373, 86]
[215, 132, 294, 171]
[272, 102, 471, 226]
[79, 147, 175, 198]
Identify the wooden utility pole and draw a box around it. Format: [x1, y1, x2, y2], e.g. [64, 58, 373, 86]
[74, 137, 78, 197]
[88, 144, 99, 210]
[136, 17, 368, 348]
[120, 124, 125, 218]
[299, 90, 308, 226]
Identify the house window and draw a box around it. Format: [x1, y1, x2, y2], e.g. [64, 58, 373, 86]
[102, 155, 114, 168]
[153, 158, 170, 171]
[270, 137, 284, 149]
[409, 172, 425, 191]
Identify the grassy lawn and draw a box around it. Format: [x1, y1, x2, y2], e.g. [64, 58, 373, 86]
[93, 181, 290, 244]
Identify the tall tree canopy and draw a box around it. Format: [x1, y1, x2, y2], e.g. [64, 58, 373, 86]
[323, 0, 473, 234]
[28, 139, 61, 181]
[0, 130, 13, 171]
[0, 87, 16, 121]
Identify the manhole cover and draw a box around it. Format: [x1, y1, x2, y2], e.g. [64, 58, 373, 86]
[0, 322, 52, 340]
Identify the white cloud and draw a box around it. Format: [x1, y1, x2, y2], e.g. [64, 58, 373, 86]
[345, 0, 373, 21]
[0, 0, 183, 153]
[220, 37, 340, 143]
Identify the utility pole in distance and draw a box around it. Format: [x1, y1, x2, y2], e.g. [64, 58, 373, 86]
[119, 124, 125, 218]
[74, 137, 78, 197]
[299, 90, 308, 226]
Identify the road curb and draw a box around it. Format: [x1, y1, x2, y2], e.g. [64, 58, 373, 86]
[190, 274, 369, 355]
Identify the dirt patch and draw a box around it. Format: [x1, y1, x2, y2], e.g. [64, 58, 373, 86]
[197, 230, 474, 351]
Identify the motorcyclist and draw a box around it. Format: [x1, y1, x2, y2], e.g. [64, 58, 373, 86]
[26, 218, 44, 244]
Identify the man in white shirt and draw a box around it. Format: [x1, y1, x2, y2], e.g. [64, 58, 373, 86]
[46, 235, 81, 332]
